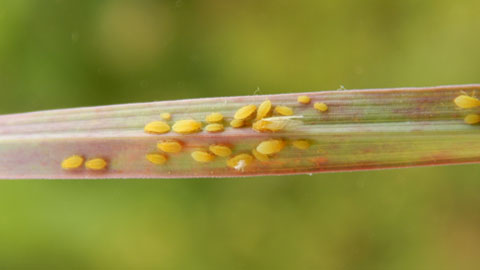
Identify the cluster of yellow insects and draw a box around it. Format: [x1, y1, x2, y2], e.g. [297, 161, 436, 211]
[60, 92, 475, 173]
[454, 94, 480, 124]
[141, 96, 328, 171]
[61, 95, 328, 172]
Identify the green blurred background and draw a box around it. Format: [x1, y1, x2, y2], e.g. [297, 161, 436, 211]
[1, 0, 480, 269]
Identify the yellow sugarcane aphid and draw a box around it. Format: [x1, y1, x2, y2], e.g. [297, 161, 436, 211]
[274, 106, 294, 116]
[454, 95, 480, 109]
[85, 158, 107, 170]
[191, 151, 215, 163]
[206, 112, 224, 123]
[144, 121, 171, 134]
[464, 114, 480, 125]
[205, 123, 224, 133]
[161, 112, 171, 120]
[252, 116, 303, 133]
[314, 102, 328, 112]
[209, 145, 232, 157]
[227, 153, 254, 170]
[157, 140, 182, 153]
[292, 139, 310, 150]
[230, 118, 245, 128]
[256, 139, 286, 155]
[256, 100, 272, 120]
[297, 95, 311, 104]
[61, 155, 84, 170]
[234, 104, 257, 120]
[252, 148, 269, 162]
[146, 153, 168, 165]
[253, 119, 285, 132]
[172, 119, 202, 134]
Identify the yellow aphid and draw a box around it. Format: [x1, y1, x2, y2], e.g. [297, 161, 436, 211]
[252, 119, 286, 132]
[297, 95, 311, 104]
[205, 123, 224, 133]
[252, 116, 303, 133]
[464, 114, 480, 125]
[157, 140, 182, 153]
[227, 153, 254, 170]
[144, 121, 170, 134]
[209, 145, 232, 157]
[172, 119, 202, 134]
[85, 158, 107, 170]
[454, 95, 480, 109]
[292, 139, 310, 150]
[256, 139, 285, 155]
[191, 151, 215, 163]
[274, 106, 294, 116]
[146, 153, 167, 165]
[161, 112, 171, 120]
[256, 100, 272, 120]
[314, 102, 328, 112]
[206, 112, 224, 123]
[234, 104, 257, 120]
[252, 148, 269, 162]
[61, 155, 84, 170]
[230, 118, 245, 128]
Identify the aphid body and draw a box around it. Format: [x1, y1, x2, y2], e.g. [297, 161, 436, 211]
[234, 104, 257, 120]
[256, 100, 272, 120]
[256, 139, 286, 155]
[206, 112, 224, 123]
[144, 121, 171, 134]
[146, 153, 168, 165]
[314, 102, 328, 112]
[191, 151, 215, 163]
[85, 158, 107, 170]
[157, 140, 182, 153]
[172, 120, 202, 134]
[209, 145, 232, 157]
[454, 95, 480, 109]
[61, 155, 84, 170]
[274, 106, 294, 116]
[297, 95, 311, 104]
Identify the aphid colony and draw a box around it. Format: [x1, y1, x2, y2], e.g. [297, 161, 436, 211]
[59, 91, 478, 173]
[61, 94, 328, 172]
[454, 94, 480, 124]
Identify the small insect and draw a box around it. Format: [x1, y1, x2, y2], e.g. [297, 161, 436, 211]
[172, 119, 202, 134]
[191, 151, 215, 163]
[234, 104, 257, 120]
[292, 139, 310, 150]
[206, 112, 224, 123]
[209, 145, 232, 157]
[230, 119, 245, 128]
[314, 102, 328, 112]
[454, 95, 480, 109]
[227, 153, 254, 170]
[161, 112, 171, 120]
[85, 158, 107, 170]
[256, 139, 286, 155]
[144, 121, 171, 134]
[146, 153, 168, 165]
[205, 123, 224, 133]
[157, 140, 182, 153]
[274, 106, 294, 116]
[61, 155, 84, 170]
[252, 116, 303, 133]
[251, 148, 269, 162]
[297, 95, 311, 104]
[464, 114, 480, 125]
[256, 100, 272, 120]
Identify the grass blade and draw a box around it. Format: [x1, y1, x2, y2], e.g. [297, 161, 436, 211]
[1, 84, 479, 179]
